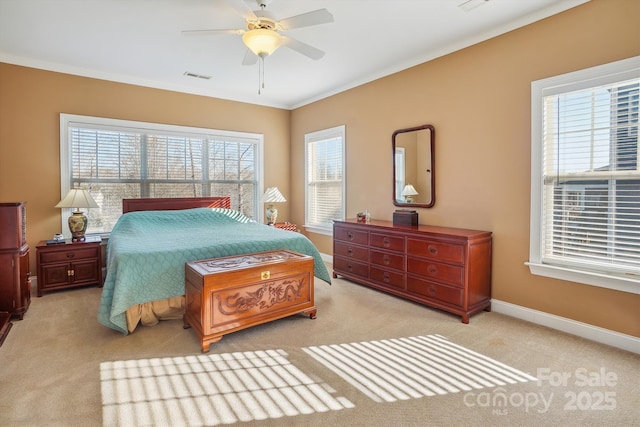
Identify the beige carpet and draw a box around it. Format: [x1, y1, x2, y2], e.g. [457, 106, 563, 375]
[1, 267, 638, 426]
[100, 334, 537, 426]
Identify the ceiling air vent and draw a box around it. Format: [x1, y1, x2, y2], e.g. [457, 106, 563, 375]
[183, 71, 212, 80]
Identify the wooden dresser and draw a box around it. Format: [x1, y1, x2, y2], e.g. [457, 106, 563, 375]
[333, 219, 492, 323]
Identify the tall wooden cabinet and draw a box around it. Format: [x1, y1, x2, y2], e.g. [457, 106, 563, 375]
[0, 202, 31, 322]
[333, 219, 492, 323]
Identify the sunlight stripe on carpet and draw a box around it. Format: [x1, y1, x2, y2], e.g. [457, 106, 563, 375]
[303, 334, 537, 403]
[101, 349, 354, 427]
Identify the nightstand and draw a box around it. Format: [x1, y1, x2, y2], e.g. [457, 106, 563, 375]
[36, 235, 102, 296]
[273, 222, 297, 232]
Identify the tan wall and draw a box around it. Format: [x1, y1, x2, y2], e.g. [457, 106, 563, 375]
[291, 0, 640, 336]
[0, 64, 291, 271]
[1, 0, 638, 337]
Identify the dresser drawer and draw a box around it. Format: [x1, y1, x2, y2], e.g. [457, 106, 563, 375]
[407, 257, 464, 287]
[370, 267, 404, 290]
[334, 241, 369, 261]
[334, 256, 369, 279]
[39, 246, 99, 263]
[370, 249, 404, 270]
[370, 233, 404, 252]
[407, 277, 463, 307]
[407, 239, 464, 264]
[334, 226, 369, 245]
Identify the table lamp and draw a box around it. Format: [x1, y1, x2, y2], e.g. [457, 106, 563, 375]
[402, 184, 419, 203]
[55, 188, 99, 241]
[263, 187, 286, 225]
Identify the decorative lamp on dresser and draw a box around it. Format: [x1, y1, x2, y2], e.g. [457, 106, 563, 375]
[333, 219, 492, 323]
[0, 202, 31, 345]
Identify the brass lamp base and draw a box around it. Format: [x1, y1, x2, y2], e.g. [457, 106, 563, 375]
[68, 211, 88, 241]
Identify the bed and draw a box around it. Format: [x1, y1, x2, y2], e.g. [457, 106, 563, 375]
[97, 197, 332, 335]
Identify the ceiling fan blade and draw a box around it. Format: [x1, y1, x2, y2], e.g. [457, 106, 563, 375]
[278, 9, 334, 30]
[226, 0, 258, 21]
[242, 49, 258, 65]
[281, 35, 325, 60]
[181, 29, 244, 36]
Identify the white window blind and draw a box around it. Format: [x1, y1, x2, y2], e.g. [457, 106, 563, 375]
[529, 56, 640, 293]
[60, 114, 263, 235]
[305, 125, 345, 234]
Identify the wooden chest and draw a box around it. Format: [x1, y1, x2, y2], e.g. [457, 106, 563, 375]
[184, 250, 316, 352]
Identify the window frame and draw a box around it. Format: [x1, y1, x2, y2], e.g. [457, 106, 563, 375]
[59, 114, 264, 236]
[304, 125, 346, 236]
[527, 56, 640, 295]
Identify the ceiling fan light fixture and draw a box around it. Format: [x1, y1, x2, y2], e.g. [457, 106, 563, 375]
[242, 29, 281, 57]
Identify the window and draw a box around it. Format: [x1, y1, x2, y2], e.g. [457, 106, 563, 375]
[304, 125, 346, 235]
[60, 114, 264, 235]
[395, 147, 406, 203]
[528, 56, 640, 294]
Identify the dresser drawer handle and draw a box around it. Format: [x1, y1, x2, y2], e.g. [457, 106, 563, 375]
[347, 263, 353, 271]
[428, 245, 438, 255]
[428, 265, 438, 275]
[383, 272, 390, 283]
[347, 232, 354, 240]
[347, 247, 353, 255]
[428, 285, 437, 295]
[383, 254, 390, 265]
[66, 252, 75, 259]
[382, 237, 390, 248]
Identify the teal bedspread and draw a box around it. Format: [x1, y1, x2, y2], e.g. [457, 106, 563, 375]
[98, 208, 331, 335]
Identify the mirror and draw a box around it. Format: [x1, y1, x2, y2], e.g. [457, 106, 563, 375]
[393, 124, 435, 208]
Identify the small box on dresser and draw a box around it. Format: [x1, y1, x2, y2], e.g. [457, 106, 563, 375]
[333, 219, 492, 323]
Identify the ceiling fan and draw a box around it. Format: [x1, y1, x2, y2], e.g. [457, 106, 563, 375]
[182, 0, 334, 66]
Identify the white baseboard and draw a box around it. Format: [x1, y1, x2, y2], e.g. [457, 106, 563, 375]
[491, 299, 640, 354]
[320, 252, 333, 264]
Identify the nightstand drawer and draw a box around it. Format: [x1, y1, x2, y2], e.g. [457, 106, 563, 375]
[39, 246, 99, 264]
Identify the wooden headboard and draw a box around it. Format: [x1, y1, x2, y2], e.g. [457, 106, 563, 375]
[122, 197, 231, 213]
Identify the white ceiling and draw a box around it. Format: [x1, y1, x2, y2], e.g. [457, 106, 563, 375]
[0, 0, 589, 109]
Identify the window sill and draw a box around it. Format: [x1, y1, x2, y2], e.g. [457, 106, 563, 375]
[525, 262, 639, 295]
[303, 224, 333, 236]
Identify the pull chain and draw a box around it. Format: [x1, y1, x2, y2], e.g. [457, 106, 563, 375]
[258, 54, 266, 95]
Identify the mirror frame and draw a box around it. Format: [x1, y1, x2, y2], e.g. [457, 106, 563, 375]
[392, 124, 435, 208]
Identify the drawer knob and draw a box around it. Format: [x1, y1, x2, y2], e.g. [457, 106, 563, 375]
[428, 285, 436, 295]
[383, 237, 390, 248]
[428, 265, 438, 275]
[66, 252, 75, 259]
[347, 232, 354, 240]
[383, 272, 390, 283]
[347, 247, 353, 255]
[383, 254, 390, 265]
[347, 263, 353, 271]
[428, 245, 438, 255]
